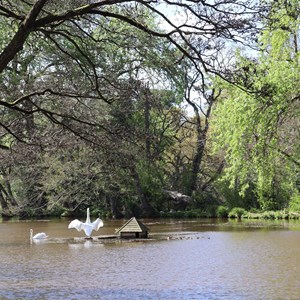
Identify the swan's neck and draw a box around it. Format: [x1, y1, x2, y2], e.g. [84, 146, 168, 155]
[86, 208, 91, 224]
[30, 229, 33, 240]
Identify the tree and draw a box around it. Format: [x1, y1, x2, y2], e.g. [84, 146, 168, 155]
[183, 72, 221, 196]
[211, 0, 300, 209]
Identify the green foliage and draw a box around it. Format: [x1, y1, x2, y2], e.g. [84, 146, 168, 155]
[41, 147, 106, 210]
[243, 210, 292, 220]
[160, 208, 216, 218]
[228, 207, 246, 219]
[288, 212, 300, 220]
[48, 203, 65, 218]
[215, 179, 258, 210]
[90, 208, 106, 219]
[216, 206, 229, 218]
[211, 0, 300, 210]
[289, 193, 300, 213]
[137, 161, 165, 210]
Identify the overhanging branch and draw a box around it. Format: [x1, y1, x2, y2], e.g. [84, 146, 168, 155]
[0, 0, 49, 73]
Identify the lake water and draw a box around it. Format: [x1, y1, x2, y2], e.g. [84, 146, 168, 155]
[0, 218, 300, 299]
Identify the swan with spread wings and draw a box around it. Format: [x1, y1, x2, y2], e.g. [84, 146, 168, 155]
[68, 208, 104, 237]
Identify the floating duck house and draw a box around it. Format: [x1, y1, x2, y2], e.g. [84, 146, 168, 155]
[115, 217, 149, 239]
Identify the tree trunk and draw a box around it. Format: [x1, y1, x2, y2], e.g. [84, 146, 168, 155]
[24, 99, 35, 138]
[107, 185, 124, 219]
[187, 131, 205, 196]
[0, 168, 18, 207]
[0, 185, 9, 210]
[185, 88, 218, 196]
[143, 84, 151, 161]
[201, 160, 225, 192]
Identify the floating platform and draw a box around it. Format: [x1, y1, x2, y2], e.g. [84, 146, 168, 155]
[74, 235, 117, 241]
[72, 232, 208, 243]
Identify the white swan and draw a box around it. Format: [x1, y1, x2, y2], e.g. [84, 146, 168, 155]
[68, 208, 104, 237]
[30, 229, 48, 240]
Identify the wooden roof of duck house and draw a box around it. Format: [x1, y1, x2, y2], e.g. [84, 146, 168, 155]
[115, 217, 149, 239]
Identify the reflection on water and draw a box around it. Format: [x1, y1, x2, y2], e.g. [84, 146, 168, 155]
[68, 240, 105, 249]
[0, 218, 300, 299]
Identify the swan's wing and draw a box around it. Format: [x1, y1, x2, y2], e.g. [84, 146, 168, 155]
[92, 218, 104, 231]
[33, 232, 48, 239]
[68, 219, 84, 232]
[69, 218, 103, 236]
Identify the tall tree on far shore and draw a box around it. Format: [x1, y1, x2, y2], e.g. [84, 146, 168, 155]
[211, 0, 300, 209]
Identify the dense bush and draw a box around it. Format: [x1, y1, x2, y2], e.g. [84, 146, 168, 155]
[228, 207, 246, 219]
[289, 193, 300, 213]
[216, 206, 229, 218]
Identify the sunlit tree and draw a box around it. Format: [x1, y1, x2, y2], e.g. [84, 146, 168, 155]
[212, 0, 300, 209]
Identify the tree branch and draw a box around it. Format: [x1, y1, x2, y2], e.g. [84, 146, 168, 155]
[0, 0, 49, 73]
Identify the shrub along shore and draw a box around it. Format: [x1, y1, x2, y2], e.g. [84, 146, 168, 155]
[160, 206, 300, 220]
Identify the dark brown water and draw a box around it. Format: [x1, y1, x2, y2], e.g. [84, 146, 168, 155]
[0, 218, 300, 299]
